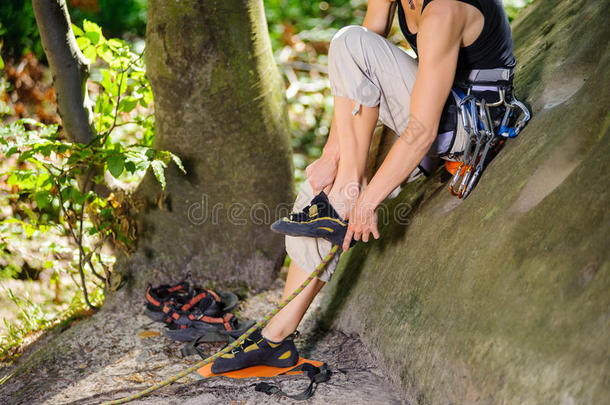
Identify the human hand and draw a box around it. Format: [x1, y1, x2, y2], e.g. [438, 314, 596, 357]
[306, 153, 338, 194]
[342, 198, 380, 251]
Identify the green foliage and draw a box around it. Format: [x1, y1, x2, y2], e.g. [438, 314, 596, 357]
[0, 0, 146, 62]
[0, 21, 182, 316]
[503, 0, 534, 22]
[265, 0, 367, 50]
[0, 285, 103, 361]
[69, 0, 147, 39]
[0, 2, 43, 60]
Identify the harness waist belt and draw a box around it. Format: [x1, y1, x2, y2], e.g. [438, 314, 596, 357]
[455, 67, 514, 87]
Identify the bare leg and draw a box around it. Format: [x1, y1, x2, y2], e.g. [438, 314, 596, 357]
[262, 97, 377, 342]
[327, 96, 379, 219]
[262, 260, 325, 342]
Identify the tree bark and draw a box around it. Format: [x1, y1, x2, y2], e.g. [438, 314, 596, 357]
[32, 0, 95, 143]
[113, 0, 293, 293]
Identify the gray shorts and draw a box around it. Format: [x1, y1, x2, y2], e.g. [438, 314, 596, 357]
[286, 25, 468, 281]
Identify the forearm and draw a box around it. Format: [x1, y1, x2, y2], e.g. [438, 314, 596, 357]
[358, 3, 463, 209]
[321, 118, 340, 161]
[359, 121, 436, 209]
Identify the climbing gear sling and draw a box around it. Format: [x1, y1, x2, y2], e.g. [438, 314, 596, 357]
[448, 68, 531, 199]
[100, 245, 339, 405]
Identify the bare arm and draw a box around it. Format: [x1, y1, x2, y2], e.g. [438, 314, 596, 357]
[363, 0, 396, 36]
[344, 1, 467, 249]
[312, 0, 396, 187]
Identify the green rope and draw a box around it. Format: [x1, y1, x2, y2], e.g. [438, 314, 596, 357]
[101, 245, 339, 405]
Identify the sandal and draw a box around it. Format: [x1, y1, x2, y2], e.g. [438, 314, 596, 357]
[144, 281, 192, 322]
[165, 314, 255, 342]
[145, 282, 239, 323]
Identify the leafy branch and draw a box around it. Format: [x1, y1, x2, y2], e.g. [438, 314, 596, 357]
[0, 20, 185, 310]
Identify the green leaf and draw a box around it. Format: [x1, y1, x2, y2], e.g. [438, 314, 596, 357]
[83, 19, 102, 35]
[24, 223, 36, 238]
[76, 36, 90, 51]
[171, 153, 186, 174]
[34, 191, 52, 209]
[107, 38, 124, 50]
[124, 161, 136, 173]
[107, 155, 124, 178]
[98, 43, 114, 64]
[85, 30, 101, 46]
[72, 24, 85, 36]
[60, 186, 72, 201]
[151, 160, 166, 189]
[70, 187, 86, 205]
[0, 54, 4, 70]
[5, 146, 18, 157]
[118, 97, 138, 113]
[83, 45, 97, 63]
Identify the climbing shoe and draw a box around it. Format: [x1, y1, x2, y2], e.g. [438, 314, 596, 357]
[271, 191, 351, 246]
[211, 329, 299, 374]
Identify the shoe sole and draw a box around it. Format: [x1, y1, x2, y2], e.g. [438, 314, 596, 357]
[144, 308, 168, 322]
[271, 220, 346, 246]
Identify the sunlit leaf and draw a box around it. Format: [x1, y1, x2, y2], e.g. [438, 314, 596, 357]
[83, 45, 97, 63]
[151, 160, 166, 189]
[170, 153, 186, 174]
[118, 97, 138, 113]
[85, 30, 101, 46]
[72, 24, 85, 36]
[76, 36, 90, 50]
[83, 19, 102, 35]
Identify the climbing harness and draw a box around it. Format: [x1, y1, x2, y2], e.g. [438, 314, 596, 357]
[448, 68, 531, 199]
[101, 245, 339, 405]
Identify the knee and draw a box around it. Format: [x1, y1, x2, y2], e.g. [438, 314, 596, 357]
[329, 25, 370, 61]
[332, 25, 368, 44]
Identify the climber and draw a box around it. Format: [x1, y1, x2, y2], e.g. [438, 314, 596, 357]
[211, 0, 520, 373]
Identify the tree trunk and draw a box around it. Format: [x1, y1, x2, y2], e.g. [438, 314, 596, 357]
[114, 0, 293, 293]
[31, 0, 95, 143]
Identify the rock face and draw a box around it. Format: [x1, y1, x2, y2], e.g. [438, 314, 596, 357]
[321, 0, 610, 403]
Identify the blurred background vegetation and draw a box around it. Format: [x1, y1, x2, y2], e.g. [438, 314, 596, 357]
[0, 0, 533, 362]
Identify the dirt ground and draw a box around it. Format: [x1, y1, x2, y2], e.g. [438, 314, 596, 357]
[0, 276, 407, 404]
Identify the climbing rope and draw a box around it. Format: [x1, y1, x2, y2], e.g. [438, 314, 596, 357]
[101, 245, 340, 405]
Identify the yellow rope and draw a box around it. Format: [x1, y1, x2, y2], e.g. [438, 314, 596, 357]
[101, 245, 339, 405]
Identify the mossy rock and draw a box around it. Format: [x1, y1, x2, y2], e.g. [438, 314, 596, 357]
[321, 0, 610, 403]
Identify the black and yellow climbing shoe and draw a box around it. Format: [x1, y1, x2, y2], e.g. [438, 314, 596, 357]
[211, 329, 299, 374]
[271, 191, 350, 246]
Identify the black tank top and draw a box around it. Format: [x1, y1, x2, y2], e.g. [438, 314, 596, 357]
[396, 0, 516, 71]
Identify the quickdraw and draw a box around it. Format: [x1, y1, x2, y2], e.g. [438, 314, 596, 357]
[449, 70, 531, 199]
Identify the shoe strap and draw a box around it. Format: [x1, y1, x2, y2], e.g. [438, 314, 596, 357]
[181, 288, 221, 312]
[253, 363, 331, 401]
